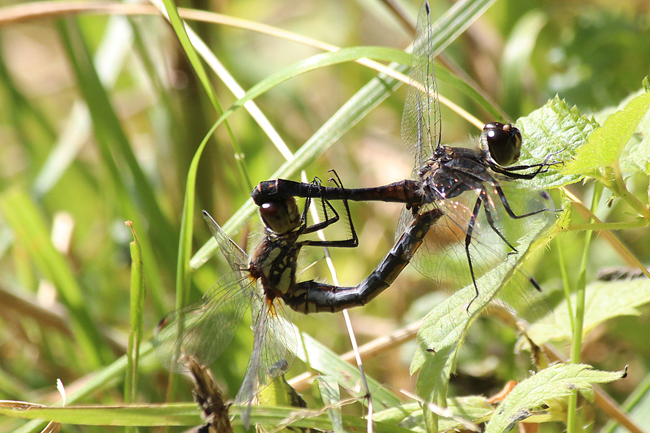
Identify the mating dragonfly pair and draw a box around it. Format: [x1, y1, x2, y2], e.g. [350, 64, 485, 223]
[155, 173, 440, 422]
[155, 0, 561, 427]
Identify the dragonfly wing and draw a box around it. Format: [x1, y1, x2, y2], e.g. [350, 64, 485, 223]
[203, 211, 249, 275]
[401, 0, 440, 166]
[411, 185, 556, 320]
[396, 206, 416, 243]
[234, 297, 298, 429]
[258, 300, 298, 381]
[154, 272, 253, 372]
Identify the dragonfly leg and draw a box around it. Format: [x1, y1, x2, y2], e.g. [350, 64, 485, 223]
[465, 197, 483, 310]
[495, 149, 564, 179]
[300, 172, 359, 248]
[480, 187, 518, 252]
[493, 183, 551, 219]
[285, 209, 442, 313]
[298, 178, 344, 234]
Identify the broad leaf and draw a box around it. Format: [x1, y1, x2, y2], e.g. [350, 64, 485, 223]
[563, 91, 650, 176]
[528, 277, 650, 345]
[516, 96, 600, 189]
[412, 213, 553, 404]
[620, 100, 650, 175]
[486, 364, 626, 433]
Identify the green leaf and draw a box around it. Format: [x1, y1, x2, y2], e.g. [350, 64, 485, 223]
[563, 91, 650, 176]
[412, 214, 553, 404]
[528, 277, 650, 345]
[620, 101, 650, 174]
[516, 96, 600, 189]
[485, 364, 626, 433]
[297, 332, 401, 411]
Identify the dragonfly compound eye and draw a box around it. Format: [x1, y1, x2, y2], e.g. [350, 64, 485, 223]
[481, 122, 522, 167]
[260, 198, 301, 234]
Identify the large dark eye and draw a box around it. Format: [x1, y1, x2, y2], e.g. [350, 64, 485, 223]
[482, 122, 522, 166]
[259, 198, 300, 234]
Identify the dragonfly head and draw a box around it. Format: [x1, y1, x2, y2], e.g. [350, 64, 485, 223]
[259, 197, 302, 234]
[480, 122, 522, 167]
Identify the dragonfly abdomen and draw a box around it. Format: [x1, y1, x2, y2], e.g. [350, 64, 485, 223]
[284, 209, 443, 313]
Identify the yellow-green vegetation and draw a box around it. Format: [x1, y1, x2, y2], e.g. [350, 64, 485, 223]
[0, 0, 648, 432]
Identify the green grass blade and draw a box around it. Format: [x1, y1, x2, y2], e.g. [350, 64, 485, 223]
[0, 188, 109, 368]
[12, 342, 156, 433]
[124, 222, 145, 407]
[0, 402, 414, 432]
[155, 0, 217, 112]
[436, 64, 503, 120]
[501, 10, 548, 116]
[33, 16, 133, 197]
[0, 36, 56, 165]
[57, 17, 175, 256]
[155, 0, 252, 191]
[316, 376, 344, 433]
[57, 17, 169, 316]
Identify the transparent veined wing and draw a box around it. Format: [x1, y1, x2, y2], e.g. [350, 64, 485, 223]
[401, 181, 557, 321]
[155, 211, 255, 372]
[203, 210, 249, 276]
[154, 271, 254, 372]
[235, 297, 298, 428]
[401, 0, 441, 166]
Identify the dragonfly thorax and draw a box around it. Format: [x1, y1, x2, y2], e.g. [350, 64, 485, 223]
[251, 234, 301, 299]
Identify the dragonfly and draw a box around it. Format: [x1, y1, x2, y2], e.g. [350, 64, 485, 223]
[155, 174, 442, 427]
[250, 0, 560, 311]
[154, 178, 356, 426]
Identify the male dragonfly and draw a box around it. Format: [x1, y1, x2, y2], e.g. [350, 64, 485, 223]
[251, 0, 560, 309]
[155, 176, 442, 427]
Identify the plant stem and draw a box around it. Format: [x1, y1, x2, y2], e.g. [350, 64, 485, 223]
[601, 166, 650, 219]
[567, 183, 603, 432]
[556, 235, 574, 332]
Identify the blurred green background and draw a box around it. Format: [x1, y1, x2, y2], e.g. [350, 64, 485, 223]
[0, 0, 649, 431]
